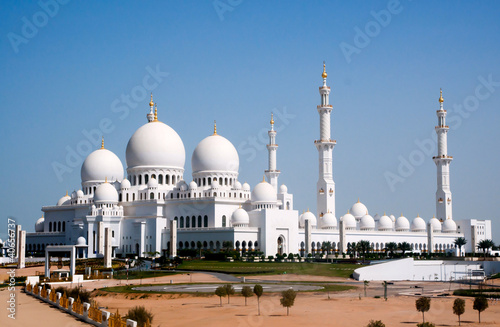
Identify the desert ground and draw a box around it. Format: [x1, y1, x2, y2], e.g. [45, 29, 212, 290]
[1, 266, 499, 327]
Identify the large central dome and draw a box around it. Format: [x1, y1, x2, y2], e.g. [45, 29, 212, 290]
[191, 134, 239, 174]
[126, 121, 185, 169]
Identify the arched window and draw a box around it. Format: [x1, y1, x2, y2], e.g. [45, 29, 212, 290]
[225, 177, 228, 185]
[145, 174, 149, 184]
[133, 175, 137, 185]
[133, 193, 136, 201]
[126, 193, 129, 201]
[62, 221, 65, 232]
[209, 241, 214, 249]
[198, 215, 202, 227]
[178, 241, 183, 249]
[204, 215, 208, 227]
[186, 216, 190, 228]
[185, 241, 189, 248]
[49, 222, 52, 232]
[119, 194, 122, 202]
[222, 215, 226, 227]
[172, 175, 176, 185]
[58, 221, 61, 232]
[166, 174, 170, 185]
[180, 216, 184, 228]
[203, 178, 206, 186]
[150, 192, 154, 200]
[286, 202, 290, 210]
[151, 174, 156, 180]
[219, 177, 223, 185]
[191, 241, 195, 248]
[235, 241, 240, 249]
[138, 175, 142, 185]
[191, 216, 196, 228]
[158, 175, 163, 184]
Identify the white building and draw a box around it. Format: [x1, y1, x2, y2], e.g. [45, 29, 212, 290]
[26, 65, 492, 258]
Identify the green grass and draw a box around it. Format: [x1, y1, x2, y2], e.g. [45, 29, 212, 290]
[177, 260, 357, 278]
[113, 270, 179, 280]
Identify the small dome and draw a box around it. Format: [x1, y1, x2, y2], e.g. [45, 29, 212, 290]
[189, 181, 198, 190]
[299, 210, 317, 228]
[191, 134, 239, 174]
[442, 218, 457, 233]
[373, 213, 381, 221]
[81, 148, 124, 183]
[350, 200, 368, 220]
[341, 212, 357, 229]
[94, 183, 118, 204]
[411, 216, 426, 232]
[279, 184, 288, 194]
[147, 177, 158, 188]
[231, 207, 249, 226]
[360, 214, 375, 230]
[76, 189, 84, 197]
[234, 181, 242, 190]
[251, 180, 277, 203]
[211, 179, 219, 189]
[71, 190, 77, 199]
[320, 212, 337, 229]
[179, 182, 188, 191]
[76, 236, 86, 246]
[395, 215, 410, 231]
[242, 182, 250, 191]
[121, 179, 131, 189]
[35, 217, 45, 232]
[57, 194, 71, 206]
[389, 214, 396, 222]
[378, 214, 393, 230]
[429, 216, 442, 232]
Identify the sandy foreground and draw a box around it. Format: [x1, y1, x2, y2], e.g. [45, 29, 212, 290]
[1, 267, 499, 327]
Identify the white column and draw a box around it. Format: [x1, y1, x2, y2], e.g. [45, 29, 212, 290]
[17, 229, 26, 269]
[170, 220, 177, 258]
[265, 114, 280, 192]
[97, 221, 104, 255]
[104, 228, 112, 268]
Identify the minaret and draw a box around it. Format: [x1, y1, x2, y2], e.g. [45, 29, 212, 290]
[433, 89, 453, 220]
[316, 62, 336, 218]
[265, 113, 280, 192]
[147, 93, 155, 122]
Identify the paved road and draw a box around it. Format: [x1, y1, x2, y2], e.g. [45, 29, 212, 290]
[133, 283, 323, 293]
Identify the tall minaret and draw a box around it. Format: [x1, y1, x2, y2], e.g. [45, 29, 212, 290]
[147, 93, 155, 122]
[433, 89, 453, 220]
[265, 113, 280, 192]
[316, 62, 336, 218]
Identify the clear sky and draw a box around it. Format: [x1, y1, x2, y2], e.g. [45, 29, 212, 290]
[1, 0, 499, 241]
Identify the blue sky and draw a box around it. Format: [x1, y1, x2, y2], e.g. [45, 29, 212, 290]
[1, 0, 499, 241]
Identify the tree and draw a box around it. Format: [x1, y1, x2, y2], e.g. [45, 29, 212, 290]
[453, 298, 465, 326]
[473, 296, 488, 323]
[385, 242, 398, 257]
[224, 284, 235, 304]
[215, 286, 226, 307]
[357, 240, 372, 262]
[398, 242, 411, 257]
[364, 280, 369, 297]
[382, 281, 388, 301]
[477, 240, 495, 258]
[253, 284, 263, 315]
[125, 305, 154, 327]
[222, 241, 233, 252]
[241, 286, 253, 306]
[196, 241, 203, 258]
[366, 320, 385, 327]
[454, 237, 467, 257]
[280, 289, 297, 316]
[415, 297, 431, 323]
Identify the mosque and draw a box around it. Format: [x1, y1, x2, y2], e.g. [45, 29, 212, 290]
[24, 64, 492, 259]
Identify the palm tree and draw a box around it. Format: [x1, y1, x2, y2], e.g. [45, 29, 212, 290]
[357, 240, 372, 262]
[454, 237, 467, 257]
[222, 241, 233, 253]
[398, 242, 411, 257]
[385, 242, 398, 258]
[196, 241, 203, 258]
[477, 239, 495, 258]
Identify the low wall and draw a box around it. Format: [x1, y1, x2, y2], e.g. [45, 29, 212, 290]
[24, 283, 137, 327]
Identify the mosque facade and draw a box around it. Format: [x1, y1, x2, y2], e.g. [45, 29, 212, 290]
[25, 65, 492, 258]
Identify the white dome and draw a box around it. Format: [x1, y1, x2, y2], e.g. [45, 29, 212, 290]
[126, 121, 185, 169]
[378, 214, 393, 230]
[35, 217, 44, 232]
[389, 214, 396, 222]
[373, 213, 381, 221]
[350, 200, 368, 219]
[71, 190, 77, 199]
[234, 181, 242, 190]
[280, 184, 288, 194]
[189, 181, 198, 190]
[231, 208, 249, 226]
[242, 182, 250, 191]
[81, 148, 124, 183]
[76, 236, 86, 246]
[147, 177, 158, 188]
[442, 218, 457, 233]
[341, 212, 357, 229]
[180, 182, 188, 191]
[57, 194, 71, 206]
[299, 210, 317, 228]
[429, 217, 442, 232]
[94, 183, 118, 204]
[411, 216, 426, 232]
[360, 214, 375, 230]
[191, 134, 239, 174]
[251, 180, 277, 203]
[120, 179, 131, 189]
[320, 212, 337, 229]
[395, 215, 410, 231]
[76, 189, 84, 197]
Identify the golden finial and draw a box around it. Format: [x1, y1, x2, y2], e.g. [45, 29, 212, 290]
[262, 175, 266, 183]
[149, 93, 154, 107]
[347, 209, 350, 214]
[270, 113, 274, 125]
[439, 88, 444, 103]
[239, 204, 242, 209]
[417, 213, 420, 217]
[105, 176, 108, 183]
[322, 61, 327, 79]
[213, 120, 217, 135]
[401, 212, 403, 217]
[432, 215, 436, 218]
[307, 208, 310, 212]
[100, 137, 104, 149]
[357, 198, 360, 203]
[65, 190, 68, 196]
[384, 211, 386, 216]
[153, 104, 158, 122]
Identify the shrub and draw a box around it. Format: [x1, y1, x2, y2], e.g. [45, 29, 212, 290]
[366, 320, 385, 327]
[417, 323, 435, 327]
[125, 306, 154, 327]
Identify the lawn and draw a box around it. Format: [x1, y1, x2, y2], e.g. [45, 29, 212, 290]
[177, 260, 356, 278]
[113, 270, 179, 280]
